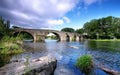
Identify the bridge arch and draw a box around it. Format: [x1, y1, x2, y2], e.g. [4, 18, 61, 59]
[46, 32, 61, 41]
[13, 28, 83, 42]
[13, 31, 34, 41]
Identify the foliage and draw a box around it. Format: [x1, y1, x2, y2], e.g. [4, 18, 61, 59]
[0, 54, 12, 67]
[90, 39, 120, 41]
[16, 32, 33, 40]
[82, 16, 120, 39]
[0, 16, 11, 38]
[0, 36, 24, 67]
[61, 27, 75, 32]
[0, 36, 24, 55]
[24, 55, 30, 75]
[46, 35, 58, 39]
[75, 55, 93, 73]
[12, 25, 21, 29]
[13, 30, 34, 41]
[76, 28, 84, 34]
[72, 36, 76, 41]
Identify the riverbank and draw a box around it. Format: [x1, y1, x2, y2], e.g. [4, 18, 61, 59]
[0, 55, 57, 75]
[89, 39, 120, 41]
[0, 36, 24, 67]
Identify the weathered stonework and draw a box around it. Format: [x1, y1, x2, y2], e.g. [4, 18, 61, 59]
[13, 28, 83, 42]
[0, 56, 57, 75]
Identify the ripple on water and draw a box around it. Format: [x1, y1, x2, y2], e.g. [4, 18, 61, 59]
[5, 40, 120, 75]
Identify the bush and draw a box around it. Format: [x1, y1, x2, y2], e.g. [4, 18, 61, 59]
[75, 55, 93, 73]
[0, 36, 24, 54]
[0, 36, 24, 67]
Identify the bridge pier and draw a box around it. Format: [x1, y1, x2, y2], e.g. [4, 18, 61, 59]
[34, 35, 45, 42]
[80, 36, 83, 40]
[76, 36, 80, 41]
[60, 36, 67, 41]
[69, 36, 73, 41]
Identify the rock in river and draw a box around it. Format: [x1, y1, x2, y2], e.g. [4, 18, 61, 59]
[0, 55, 57, 75]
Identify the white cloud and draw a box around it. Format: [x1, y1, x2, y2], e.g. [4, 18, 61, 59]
[83, 0, 97, 6]
[48, 19, 64, 26]
[83, 0, 102, 6]
[81, 0, 103, 10]
[0, 0, 79, 29]
[63, 17, 71, 23]
[0, 0, 104, 29]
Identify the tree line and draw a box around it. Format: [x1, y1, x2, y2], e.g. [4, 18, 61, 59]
[61, 16, 120, 39]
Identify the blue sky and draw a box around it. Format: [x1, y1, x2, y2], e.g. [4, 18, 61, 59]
[53, 0, 120, 30]
[0, 0, 120, 30]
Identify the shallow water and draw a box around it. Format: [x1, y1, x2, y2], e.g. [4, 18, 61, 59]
[1, 40, 120, 75]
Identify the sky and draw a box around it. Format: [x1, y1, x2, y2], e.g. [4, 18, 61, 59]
[0, 0, 120, 30]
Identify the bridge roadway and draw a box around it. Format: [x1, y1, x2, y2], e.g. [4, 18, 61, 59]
[13, 28, 83, 42]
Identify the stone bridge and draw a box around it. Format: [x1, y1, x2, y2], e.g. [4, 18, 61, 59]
[13, 28, 83, 42]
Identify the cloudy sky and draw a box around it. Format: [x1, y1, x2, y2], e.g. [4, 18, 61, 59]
[0, 0, 120, 30]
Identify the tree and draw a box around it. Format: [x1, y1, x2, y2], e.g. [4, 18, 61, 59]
[76, 28, 84, 34]
[83, 19, 99, 39]
[61, 27, 75, 32]
[97, 16, 112, 38]
[83, 16, 120, 39]
[112, 17, 120, 38]
[0, 16, 11, 38]
[12, 26, 21, 29]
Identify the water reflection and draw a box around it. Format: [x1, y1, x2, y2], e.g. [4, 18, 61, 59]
[86, 41, 120, 52]
[1, 40, 120, 75]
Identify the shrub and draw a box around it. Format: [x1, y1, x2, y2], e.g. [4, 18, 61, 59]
[0, 36, 24, 67]
[0, 36, 24, 54]
[1, 36, 23, 44]
[75, 55, 93, 73]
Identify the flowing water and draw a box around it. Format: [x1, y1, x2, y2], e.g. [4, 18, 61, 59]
[1, 40, 120, 75]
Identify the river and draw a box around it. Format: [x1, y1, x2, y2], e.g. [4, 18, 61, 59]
[2, 40, 120, 75]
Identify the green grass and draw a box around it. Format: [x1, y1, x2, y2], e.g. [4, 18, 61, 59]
[90, 39, 120, 42]
[0, 36, 24, 55]
[75, 55, 93, 73]
[0, 36, 24, 67]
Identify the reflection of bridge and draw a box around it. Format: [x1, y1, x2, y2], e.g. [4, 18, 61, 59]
[13, 28, 84, 42]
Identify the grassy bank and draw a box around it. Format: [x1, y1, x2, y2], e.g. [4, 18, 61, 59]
[0, 36, 24, 54]
[89, 39, 120, 42]
[0, 36, 24, 67]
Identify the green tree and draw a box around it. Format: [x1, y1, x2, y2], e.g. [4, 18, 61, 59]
[61, 27, 75, 32]
[83, 19, 99, 39]
[83, 16, 120, 39]
[112, 17, 120, 38]
[97, 16, 112, 39]
[12, 26, 21, 29]
[76, 28, 84, 34]
[0, 16, 11, 38]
